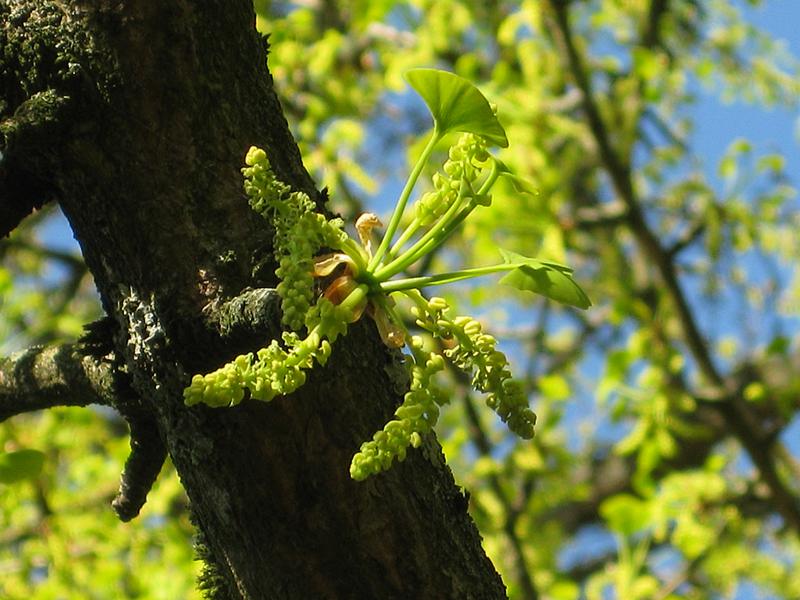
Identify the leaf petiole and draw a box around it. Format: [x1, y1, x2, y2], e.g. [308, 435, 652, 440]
[379, 263, 515, 293]
[386, 216, 423, 262]
[374, 159, 500, 280]
[374, 178, 470, 279]
[369, 130, 441, 270]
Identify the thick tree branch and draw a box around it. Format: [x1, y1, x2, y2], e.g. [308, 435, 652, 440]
[642, 0, 671, 48]
[210, 287, 282, 345]
[0, 0, 117, 237]
[562, 201, 628, 231]
[0, 90, 68, 236]
[0, 343, 116, 421]
[0, 326, 167, 523]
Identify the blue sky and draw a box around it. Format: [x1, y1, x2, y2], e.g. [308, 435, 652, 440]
[692, 2, 800, 464]
[694, 1, 799, 183]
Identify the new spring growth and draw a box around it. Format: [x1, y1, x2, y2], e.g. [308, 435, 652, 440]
[184, 69, 590, 480]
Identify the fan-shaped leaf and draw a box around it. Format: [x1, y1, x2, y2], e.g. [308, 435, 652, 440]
[499, 248, 591, 309]
[495, 158, 538, 194]
[405, 68, 508, 147]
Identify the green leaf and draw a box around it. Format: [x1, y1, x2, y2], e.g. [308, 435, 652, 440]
[673, 518, 717, 559]
[495, 158, 538, 194]
[0, 449, 45, 484]
[405, 68, 509, 147]
[498, 249, 591, 309]
[538, 374, 570, 401]
[600, 494, 651, 536]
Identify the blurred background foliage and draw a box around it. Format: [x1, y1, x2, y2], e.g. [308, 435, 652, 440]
[2, 1, 800, 598]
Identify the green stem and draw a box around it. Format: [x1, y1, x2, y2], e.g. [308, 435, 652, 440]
[379, 263, 516, 293]
[401, 288, 430, 315]
[375, 180, 469, 280]
[287, 325, 322, 366]
[340, 283, 370, 312]
[375, 293, 411, 338]
[369, 129, 441, 270]
[387, 217, 422, 261]
[478, 158, 500, 194]
[341, 238, 369, 273]
[374, 159, 501, 281]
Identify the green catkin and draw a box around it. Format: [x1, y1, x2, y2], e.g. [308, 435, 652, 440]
[350, 338, 447, 480]
[412, 294, 536, 439]
[183, 299, 347, 407]
[349, 293, 536, 480]
[413, 133, 490, 224]
[184, 148, 361, 408]
[242, 147, 348, 331]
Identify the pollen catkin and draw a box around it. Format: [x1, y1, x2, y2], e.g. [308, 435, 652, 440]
[185, 151, 361, 409]
[412, 294, 536, 439]
[350, 339, 447, 480]
[183, 299, 351, 407]
[413, 133, 491, 225]
[243, 146, 348, 331]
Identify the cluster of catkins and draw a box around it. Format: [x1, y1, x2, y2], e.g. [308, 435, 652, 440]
[349, 293, 534, 480]
[242, 147, 348, 331]
[415, 133, 490, 225]
[184, 150, 355, 408]
[185, 145, 536, 481]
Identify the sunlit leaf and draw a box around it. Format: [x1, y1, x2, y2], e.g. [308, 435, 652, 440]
[405, 68, 509, 147]
[600, 494, 651, 536]
[0, 449, 45, 484]
[538, 373, 570, 400]
[498, 248, 591, 309]
[495, 158, 537, 194]
[673, 518, 717, 559]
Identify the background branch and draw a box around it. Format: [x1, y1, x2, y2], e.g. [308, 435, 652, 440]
[547, 0, 800, 536]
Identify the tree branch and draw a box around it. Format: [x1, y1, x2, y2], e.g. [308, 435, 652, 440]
[211, 287, 282, 343]
[642, 0, 671, 49]
[666, 218, 706, 257]
[0, 331, 168, 522]
[111, 412, 167, 522]
[0, 0, 107, 237]
[0, 343, 116, 421]
[562, 201, 628, 231]
[0, 90, 67, 236]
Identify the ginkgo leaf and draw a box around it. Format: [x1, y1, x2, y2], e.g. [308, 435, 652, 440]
[499, 248, 591, 309]
[0, 449, 45, 484]
[405, 68, 508, 147]
[495, 158, 538, 195]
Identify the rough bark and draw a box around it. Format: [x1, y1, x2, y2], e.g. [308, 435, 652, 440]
[1, 1, 507, 598]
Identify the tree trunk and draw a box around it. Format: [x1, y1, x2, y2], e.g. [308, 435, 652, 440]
[1, 2, 507, 598]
